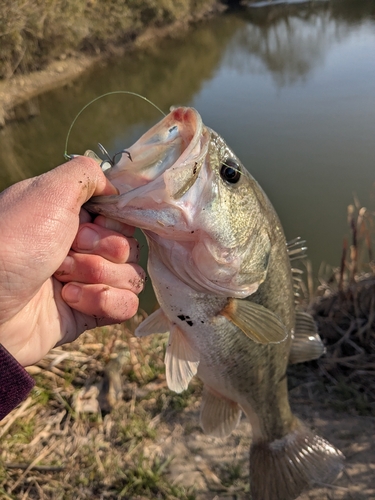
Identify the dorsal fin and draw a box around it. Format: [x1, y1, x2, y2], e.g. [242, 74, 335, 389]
[287, 237, 309, 303]
[289, 311, 326, 364]
[287, 237, 307, 262]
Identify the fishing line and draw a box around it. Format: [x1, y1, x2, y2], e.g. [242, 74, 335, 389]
[63, 91, 166, 160]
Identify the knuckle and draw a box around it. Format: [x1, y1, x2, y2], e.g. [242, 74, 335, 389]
[88, 256, 107, 283]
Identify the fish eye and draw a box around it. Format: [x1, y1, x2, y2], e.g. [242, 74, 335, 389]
[220, 158, 241, 184]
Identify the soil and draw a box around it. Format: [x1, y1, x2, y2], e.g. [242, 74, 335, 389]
[160, 393, 375, 499]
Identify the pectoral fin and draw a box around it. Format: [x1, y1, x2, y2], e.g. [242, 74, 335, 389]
[220, 298, 287, 344]
[289, 311, 326, 364]
[165, 325, 200, 393]
[200, 386, 242, 438]
[135, 308, 170, 337]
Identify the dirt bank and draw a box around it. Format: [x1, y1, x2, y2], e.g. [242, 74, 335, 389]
[0, 1, 225, 127]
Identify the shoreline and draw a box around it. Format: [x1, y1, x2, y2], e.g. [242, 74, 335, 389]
[0, 3, 226, 128]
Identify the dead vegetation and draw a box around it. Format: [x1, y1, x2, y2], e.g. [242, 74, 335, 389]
[289, 200, 375, 416]
[0, 0, 221, 80]
[0, 314, 201, 499]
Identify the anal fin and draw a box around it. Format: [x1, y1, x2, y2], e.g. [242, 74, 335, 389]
[200, 386, 242, 438]
[165, 325, 200, 393]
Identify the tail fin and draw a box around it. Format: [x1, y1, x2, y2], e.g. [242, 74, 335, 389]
[249, 418, 344, 500]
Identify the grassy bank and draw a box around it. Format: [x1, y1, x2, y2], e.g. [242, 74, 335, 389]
[0, 0, 222, 79]
[0, 0, 225, 126]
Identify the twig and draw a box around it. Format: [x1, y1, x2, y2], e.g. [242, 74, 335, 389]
[0, 397, 33, 438]
[9, 439, 60, 492]
[5, 463, 65, 472]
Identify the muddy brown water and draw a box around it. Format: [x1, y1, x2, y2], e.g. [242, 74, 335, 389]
[0, 0, 375, 311]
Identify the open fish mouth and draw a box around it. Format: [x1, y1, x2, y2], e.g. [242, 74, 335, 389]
[99, 107, 210, 203]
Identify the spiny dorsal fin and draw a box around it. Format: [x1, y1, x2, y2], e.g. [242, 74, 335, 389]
[135, 308, 170, 337]
[287, 237, 309, 303]
[289, 311, 326, 364]
[220, 299, 287, 344]
[200, 386, 242, 438]
[287, 237, 308, 262]
[165, 325, 200, 393]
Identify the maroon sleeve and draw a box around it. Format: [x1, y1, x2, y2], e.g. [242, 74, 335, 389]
[0, 344, 35, 420]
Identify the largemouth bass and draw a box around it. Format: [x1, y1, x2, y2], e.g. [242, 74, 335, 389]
[85, 106, 343, 500]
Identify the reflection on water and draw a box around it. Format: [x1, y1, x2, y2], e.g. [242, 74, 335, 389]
[228, 4, 347, 85]
[233, 0, 374, 86]
[0, 0, 374, 310]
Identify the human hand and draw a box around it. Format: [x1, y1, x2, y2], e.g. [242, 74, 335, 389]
[0, 156, 145, 366]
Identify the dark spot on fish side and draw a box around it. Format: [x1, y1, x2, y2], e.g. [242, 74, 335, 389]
[191, 231, 195, 234]
[177, 314, 194, 326]
[201, 321, 204, 324]
[193, 162, 197, 175]
[79, 180, 83, 184]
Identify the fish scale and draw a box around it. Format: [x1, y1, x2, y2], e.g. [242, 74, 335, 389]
[85, 106, 344, 500]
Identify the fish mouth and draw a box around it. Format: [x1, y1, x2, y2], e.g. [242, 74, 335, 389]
[105, 107, 209, 203]
[86, 107, 212, 240]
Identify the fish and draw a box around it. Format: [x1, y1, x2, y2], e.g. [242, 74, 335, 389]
[84, 106, 344, 500]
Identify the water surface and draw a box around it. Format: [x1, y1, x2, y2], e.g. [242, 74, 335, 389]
[1, 0, 374, 308]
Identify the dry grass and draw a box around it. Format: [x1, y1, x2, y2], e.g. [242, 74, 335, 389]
[289, 200, 375, 416]
[0, 313, 199, 499]
[0, 0, 221, 80]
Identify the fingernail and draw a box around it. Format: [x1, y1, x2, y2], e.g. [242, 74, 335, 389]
[63, 284, 82, 303]
[76, 227, 99, 250]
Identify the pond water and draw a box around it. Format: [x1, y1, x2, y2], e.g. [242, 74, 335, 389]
[1, 0, 374, 310]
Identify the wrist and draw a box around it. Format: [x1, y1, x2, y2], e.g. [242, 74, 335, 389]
[0, 344, 35, 420]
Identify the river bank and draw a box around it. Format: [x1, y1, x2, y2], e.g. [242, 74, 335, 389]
[0, 0, 226, 127]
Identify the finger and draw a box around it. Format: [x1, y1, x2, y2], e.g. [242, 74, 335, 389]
[93, 215, 135, 237]
[79, 207, 93, 225]
[55, 252, 146, 294]
[61, 283, 139, 320]
[37, 156, 119, 213]
[72, 223, 140, 263]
